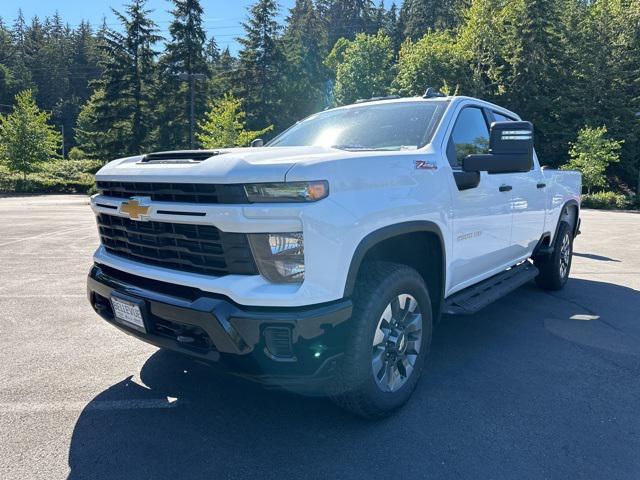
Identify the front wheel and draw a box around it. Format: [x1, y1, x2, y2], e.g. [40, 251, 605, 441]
[329, 262, 433, 418]
[535, 221, 574, 290]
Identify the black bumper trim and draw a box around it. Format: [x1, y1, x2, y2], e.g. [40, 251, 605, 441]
[87, 264, 353, 388]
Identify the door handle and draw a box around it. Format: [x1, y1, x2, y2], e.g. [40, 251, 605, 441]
[537, 182, 546, 189]
[499, 185, 512, 192]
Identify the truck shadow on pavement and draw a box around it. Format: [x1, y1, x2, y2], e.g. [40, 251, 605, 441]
[67, 278, 640, 480]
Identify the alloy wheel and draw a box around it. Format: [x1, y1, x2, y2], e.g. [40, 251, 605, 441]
[559, 233, 571, 279]
[371, 294, 423, 392]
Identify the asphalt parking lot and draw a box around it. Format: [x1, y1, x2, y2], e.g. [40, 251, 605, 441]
[0, 195, 638, 479]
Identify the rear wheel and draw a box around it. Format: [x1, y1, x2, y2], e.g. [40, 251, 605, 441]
[329, 262, 433, 418]
[535, 221, 574, 290]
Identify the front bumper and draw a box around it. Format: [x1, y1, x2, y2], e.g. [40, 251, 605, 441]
[87, 264, 353, 392]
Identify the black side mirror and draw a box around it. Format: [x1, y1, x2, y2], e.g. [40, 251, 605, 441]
[250, 138, 264, 148]
[463, 121, 533, 174]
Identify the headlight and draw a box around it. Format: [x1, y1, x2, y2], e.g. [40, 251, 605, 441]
[248, 233, 305, 283]
[244, 181, 328, 203]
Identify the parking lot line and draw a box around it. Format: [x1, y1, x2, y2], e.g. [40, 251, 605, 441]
[0, 295, 86, 298]
[0, 398, 182, 413]
[0, 226, 95, 248]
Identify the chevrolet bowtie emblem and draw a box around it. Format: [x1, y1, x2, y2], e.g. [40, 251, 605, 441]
[120, 197, 151, 220]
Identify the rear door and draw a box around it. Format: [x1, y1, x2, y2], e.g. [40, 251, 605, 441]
[490, 111, 546, 257]
[447, 106, 515, 291]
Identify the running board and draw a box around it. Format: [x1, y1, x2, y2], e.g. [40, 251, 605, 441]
[443, 262, 539, 315]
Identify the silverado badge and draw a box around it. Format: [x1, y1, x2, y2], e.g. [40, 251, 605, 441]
[119, 197, 151, 221]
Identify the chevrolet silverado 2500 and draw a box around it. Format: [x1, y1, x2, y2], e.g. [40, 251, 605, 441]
[87, 94, 581, 417]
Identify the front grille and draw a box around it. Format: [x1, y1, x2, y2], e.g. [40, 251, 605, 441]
[97, 213, 258, 277]
[96, 181, 248, 204]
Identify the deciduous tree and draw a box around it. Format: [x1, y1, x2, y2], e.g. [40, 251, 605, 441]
[327, 31, 395, 105]
[197, 93, 272, 148]
[0, 90, 61, 184]
[562, 126, 623, 194]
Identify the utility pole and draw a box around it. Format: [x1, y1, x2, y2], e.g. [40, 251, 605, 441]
[178, 72, 207, 149]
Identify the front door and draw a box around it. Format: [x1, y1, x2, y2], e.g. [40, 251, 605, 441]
[447, 106, 515, 291]
[490, 111, 546, 258]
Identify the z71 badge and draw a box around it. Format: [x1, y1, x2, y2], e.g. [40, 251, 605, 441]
[415, 160, 437, 170]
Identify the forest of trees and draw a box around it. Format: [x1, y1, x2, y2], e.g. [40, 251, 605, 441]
[0, 0, 639, 201]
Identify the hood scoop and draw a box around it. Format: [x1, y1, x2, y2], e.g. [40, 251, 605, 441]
[140, 150, 226, 164]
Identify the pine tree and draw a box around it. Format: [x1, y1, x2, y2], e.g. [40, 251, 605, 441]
[235, 0, 287, 132]
[156, 0, 208, 150]
[120, 0, 161, 152]
[0, 18, 22, 106]
[74, 88, 111, 159]
[400, 0, 468, 40]
[8, 10, 32, 94]
[282, 0, 328, 121]
[317, 0, 376, 49]
[81, 0, 160, 158]
[208, 46, 236, 100]
[384, 2, 403, 52]
[69, 21, 100, 103]
[204, 37, 220, 67]
[499, 0, 568, 164]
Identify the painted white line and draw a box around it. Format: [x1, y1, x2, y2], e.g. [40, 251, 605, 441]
[0, 255, 91, 257]
[0, 226, 94, 248]
[0, 295, 86, 298]
[0, 397, 181, 413]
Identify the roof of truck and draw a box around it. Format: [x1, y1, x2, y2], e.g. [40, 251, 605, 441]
[334, 95, 521, 121]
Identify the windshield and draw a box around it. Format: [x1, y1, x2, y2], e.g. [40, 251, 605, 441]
[268, 101, 448, 151]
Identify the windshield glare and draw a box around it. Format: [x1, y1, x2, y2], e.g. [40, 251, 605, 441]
[269, 101, 448, 151]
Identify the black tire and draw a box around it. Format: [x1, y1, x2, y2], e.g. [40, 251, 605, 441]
[535, 221, 574, 290]
[329, 261, 433, 419]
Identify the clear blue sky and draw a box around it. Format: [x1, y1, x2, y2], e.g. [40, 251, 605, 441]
[0, 0, 298, 54]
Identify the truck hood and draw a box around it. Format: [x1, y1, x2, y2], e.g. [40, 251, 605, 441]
[95, 146, 354, 184]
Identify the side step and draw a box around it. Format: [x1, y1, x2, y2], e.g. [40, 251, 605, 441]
[443, 261, 539, 315]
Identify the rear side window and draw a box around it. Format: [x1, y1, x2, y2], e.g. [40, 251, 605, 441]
[447, 107, 490, 168]
[493, 112, 516, 123]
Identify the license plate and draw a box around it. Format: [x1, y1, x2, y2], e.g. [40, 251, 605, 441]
[111, 296, 145, 332]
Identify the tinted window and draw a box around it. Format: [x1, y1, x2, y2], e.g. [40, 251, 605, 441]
[448, 107, 490, 167]
[493, 112, 515, 123]
[269, 101, 448, 150]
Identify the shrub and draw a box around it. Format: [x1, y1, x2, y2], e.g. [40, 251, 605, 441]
[0, 159, 102, 194]
[68, 147, 87, 160]
[581, 191, 632, 210]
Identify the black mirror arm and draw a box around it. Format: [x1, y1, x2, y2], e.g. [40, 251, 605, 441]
[462, 154, 493, 172]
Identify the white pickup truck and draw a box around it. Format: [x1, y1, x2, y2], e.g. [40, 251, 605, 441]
[87, 93, 581, 417]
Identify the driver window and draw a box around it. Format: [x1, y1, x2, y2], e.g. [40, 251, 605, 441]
[447, 107, 490, 168]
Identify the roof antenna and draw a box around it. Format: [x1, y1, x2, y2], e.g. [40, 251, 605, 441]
[423, 87, 445, 99]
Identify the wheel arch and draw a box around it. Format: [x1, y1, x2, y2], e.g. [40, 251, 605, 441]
[343, 221, 446, 319]
[556, 199, 580, 240]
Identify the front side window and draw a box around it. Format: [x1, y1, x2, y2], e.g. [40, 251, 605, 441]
[448, 107, 490, 168]
[269, 101, 448, 151]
